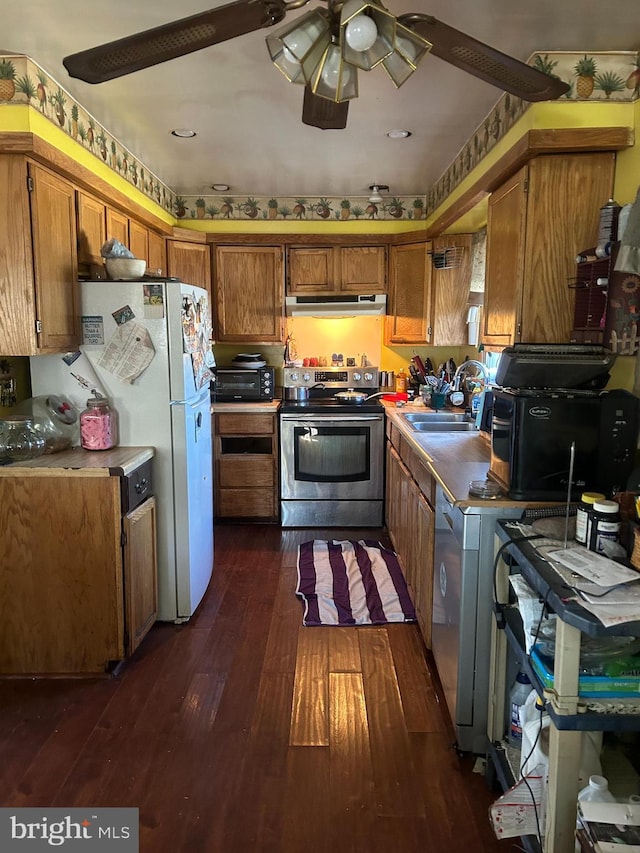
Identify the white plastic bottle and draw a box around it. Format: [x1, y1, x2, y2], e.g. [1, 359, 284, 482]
[578, 775, 616, 805]
[508, 671, 532, 747]
[576, 775, 616, 849]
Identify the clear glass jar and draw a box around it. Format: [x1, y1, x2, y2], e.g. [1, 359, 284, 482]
[0, 415, 46, 464]
[80, 396, 118, 451]
[15, 395, 79, 453]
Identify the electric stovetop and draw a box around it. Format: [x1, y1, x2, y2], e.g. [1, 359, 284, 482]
[279, 397, 384, 414]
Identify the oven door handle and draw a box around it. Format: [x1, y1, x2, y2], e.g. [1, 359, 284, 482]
[281, 415, 383, 423]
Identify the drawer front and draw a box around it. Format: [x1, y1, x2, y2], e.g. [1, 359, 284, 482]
[402, 441, 435, 505]
[218, 489, 276, 517]
[121, 459, 153, 514]
[219, 457, 275, 488]
[216, 413, 275, 435]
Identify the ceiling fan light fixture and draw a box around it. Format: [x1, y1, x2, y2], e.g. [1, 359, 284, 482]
[266, 9, 331, 85]
[340, 0, 395, 72]
[311, 42, 359, 103]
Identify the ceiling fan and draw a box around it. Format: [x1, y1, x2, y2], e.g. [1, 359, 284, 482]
[62, 0, 569, 131]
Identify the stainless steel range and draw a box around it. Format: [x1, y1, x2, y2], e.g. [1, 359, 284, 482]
[280, 366, 384, 527]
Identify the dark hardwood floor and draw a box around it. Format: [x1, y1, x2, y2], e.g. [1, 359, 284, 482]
[0, 524, 520, 852]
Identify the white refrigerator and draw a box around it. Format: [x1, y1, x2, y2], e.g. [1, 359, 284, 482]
[30, 280, 215, 622]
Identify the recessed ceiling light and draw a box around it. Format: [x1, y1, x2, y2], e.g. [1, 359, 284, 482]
[171, 128, 197, 138]
[386, 129, 412, 139]
[210, 184, 230, 192]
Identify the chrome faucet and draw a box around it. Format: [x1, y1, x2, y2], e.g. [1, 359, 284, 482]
[452, 359, 489, 392]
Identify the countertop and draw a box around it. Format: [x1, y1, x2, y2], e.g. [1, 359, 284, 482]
[383, 401, 557, 511]
[211, 401, 281, 413]
[0, 446, 155, 477]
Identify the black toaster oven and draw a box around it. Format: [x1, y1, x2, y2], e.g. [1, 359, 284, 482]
[212, 367, 274, 402]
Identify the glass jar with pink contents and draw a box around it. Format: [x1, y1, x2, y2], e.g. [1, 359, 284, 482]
[80, 393, 118, 451]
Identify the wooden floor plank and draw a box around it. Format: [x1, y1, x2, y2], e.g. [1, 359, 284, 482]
[358, 627, 426, 818]
[218, 671, 294, 852]
[281, 746, 331, 851]
[386, 622, 448, 734]
[289, 627, 329, 746]
[329, 626, 362, 672]
[329, 671, 376, 845]
[262, 563, 301, 674]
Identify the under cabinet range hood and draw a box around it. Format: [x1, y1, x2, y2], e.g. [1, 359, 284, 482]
[285, 293, 386, 317]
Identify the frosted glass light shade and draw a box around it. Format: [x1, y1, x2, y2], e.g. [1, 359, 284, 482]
[394, 21, 431, 69]
[266, 10, 331, 84]
[311, 43, 359, 103]
[340, 0, 394, 71]
[382, 20, 431, 87]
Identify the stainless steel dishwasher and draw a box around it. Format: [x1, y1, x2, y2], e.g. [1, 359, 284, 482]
[432, 484, 522, 753]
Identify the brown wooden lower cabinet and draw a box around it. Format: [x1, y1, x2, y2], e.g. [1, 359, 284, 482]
[214, 412, 279, 521]
[385, 440, 435, 647]
[0, 466, 157, 675]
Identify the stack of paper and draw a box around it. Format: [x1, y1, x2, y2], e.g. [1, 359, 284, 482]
[578, 800, 640, 851]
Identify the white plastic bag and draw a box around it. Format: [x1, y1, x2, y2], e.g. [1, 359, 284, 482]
[518, 689, 602, 784]
[100, 237, 134, 259]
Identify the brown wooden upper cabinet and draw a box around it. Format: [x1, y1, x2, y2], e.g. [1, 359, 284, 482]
[429, 234, 473, 347]
[77, 190, 107, 267]
[166, 239, 212, 304]
[77, 193, 167, 276]
[214, 245, 285, 344]
[287, 245, 386, 294]
[385, 235, 472, 346]
[385, 242, 432, 345]
[128, 219, 149, 264]
[147, 230, 167, 276]
[0, 156, 80, 355]
[482, 152, 616, 348]
[106, 206, 129, 250]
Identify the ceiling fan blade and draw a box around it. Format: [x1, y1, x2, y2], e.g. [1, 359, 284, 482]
[399, 13, 570, 102]
[63, 0, 287, 84]
[302, 87, 349, 130]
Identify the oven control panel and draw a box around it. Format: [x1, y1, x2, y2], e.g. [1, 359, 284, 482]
[283, 366, 379, 388]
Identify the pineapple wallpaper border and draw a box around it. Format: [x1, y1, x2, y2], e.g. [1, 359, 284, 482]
[1, 51, 638, 223]
[0, 56, 176, 215]
[175, 194, 427, 221]
[427, 50, 639, 215]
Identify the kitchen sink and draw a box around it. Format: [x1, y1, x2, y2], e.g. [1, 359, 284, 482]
[409, 420, 477, 432]
[400, 411, 477, 432]
[402, 411, 471, 423]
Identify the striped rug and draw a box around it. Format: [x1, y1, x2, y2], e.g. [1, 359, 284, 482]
[296, 539, 416, 627]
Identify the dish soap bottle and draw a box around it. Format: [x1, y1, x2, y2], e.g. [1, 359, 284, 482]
[80, 391, 118, 451]
[395, 368, 408, 394]
[470, 383, 484, 416]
